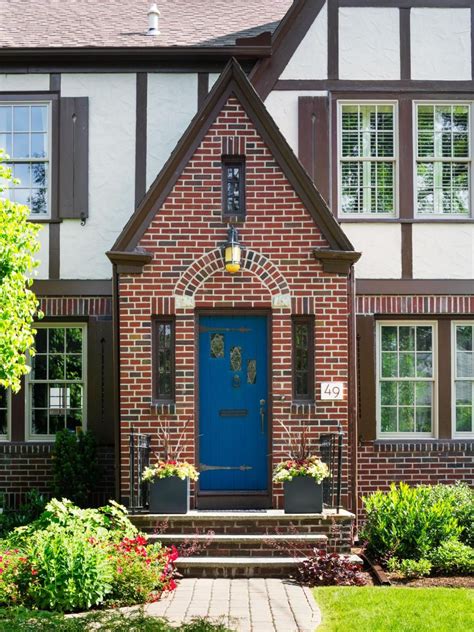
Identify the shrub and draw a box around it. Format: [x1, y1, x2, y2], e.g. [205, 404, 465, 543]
[0, 489, 47, 538]
[424, 483, 474, 547]
[51, 429, 100, 506]
[429, 540, 474, 575]
[387, 557, 432, 578]
[0, 550, 29, 605]
[296, 549, 366, 587]
[361, 482, 462, 561]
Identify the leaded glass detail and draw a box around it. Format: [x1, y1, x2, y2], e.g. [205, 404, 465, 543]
[230, 346, 242, 371]
[379, 324, 434, 435]
[416, 104, 470, 215]
[454, 324, 474, 434]
[156, 321, 173, 399]
[340, 103, 396, 215]
[223, 159, 245, 217]
[247, 360, 257, 385]
[210, 333, 224, 358]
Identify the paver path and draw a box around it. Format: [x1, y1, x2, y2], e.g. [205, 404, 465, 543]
[146, 577, 321, 632]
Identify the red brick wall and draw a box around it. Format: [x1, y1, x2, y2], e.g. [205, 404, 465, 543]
[118, 97, 353, 509]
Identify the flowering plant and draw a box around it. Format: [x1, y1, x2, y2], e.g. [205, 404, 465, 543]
[273, 456, 330, 484]
[142, 460, 199, 483]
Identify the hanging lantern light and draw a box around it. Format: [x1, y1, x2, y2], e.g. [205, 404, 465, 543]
[223, 226, 242, 274]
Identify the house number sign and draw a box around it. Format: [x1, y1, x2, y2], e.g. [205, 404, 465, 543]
[320, 382, 345, 401]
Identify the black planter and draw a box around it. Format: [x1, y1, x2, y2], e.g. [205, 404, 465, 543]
[283, 476, 323, 513]
[148, 476, 190, 514]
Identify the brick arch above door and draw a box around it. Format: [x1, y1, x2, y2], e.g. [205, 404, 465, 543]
[174, 247, 291, 310]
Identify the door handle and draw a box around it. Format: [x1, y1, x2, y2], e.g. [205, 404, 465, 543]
[259, 399, 266, 434]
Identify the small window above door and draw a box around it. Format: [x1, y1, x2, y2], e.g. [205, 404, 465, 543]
[222, 156, 246, 220]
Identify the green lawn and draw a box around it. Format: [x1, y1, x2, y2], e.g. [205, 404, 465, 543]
[314, 586, 474, 632]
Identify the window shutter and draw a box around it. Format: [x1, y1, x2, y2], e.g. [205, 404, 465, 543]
[298, 96, 330, 203]
[356, 315, 377, 441]
[58, 97, 89, 220]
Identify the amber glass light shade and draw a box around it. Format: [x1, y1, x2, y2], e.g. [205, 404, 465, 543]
[224, 227, 242, 274]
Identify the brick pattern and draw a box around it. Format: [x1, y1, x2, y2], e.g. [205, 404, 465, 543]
[118, 97, 352, 510]
[357, 295, 474, 315]
[38, 297, 112, 317]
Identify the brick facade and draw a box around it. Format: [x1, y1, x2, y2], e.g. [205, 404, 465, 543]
[3, 295, 115, 508]
[117, 96, 353, 510]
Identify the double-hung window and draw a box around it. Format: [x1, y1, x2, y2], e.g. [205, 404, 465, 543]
[415, 103, 471, 216]
[377, 322, 435, 437]
[339, 102, 397, 216]
[453, 322, 474, 436]
[0, 101, 50, 217]
[27, 324, 86, 439]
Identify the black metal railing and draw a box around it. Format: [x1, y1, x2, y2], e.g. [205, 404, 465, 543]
[319, 423, 344, 512]
[129, 429, 151, 511]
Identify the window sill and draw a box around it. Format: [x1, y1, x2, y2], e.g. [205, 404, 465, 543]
[339, 217, 474, 224]
[291, 401, 316, 414]
[371, 438, 474, 451]
[151, 401, 176, 415]
[29, 218, 62, 224]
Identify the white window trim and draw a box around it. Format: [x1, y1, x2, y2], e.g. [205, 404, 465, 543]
[413, 100, 473, 219]
[0, 389, 11, 442]
[25, 323, 87, 442]
[337, 99, 399, 218]
[0, 100, 52, 219]
[376, 320, 438, 440]
[451, 321, 474, 438]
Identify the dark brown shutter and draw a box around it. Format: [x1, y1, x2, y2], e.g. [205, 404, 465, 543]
[298, 96, 330, 203]
[357, 315, 377, 441]
[87, 319, 114, 444]
[58, 97, 89, 220]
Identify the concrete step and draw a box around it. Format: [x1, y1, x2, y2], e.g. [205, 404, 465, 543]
[149, 533, 328, 557]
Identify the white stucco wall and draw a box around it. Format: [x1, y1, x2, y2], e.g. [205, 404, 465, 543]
[60, 74, 136, 279]
[413, 225, 474, 279]
[146, 73, 197, 188]
[265, 90, 327, 156]
[342, 223, 402, 278]
[339, 8, 400, 80]
[280, 3, 327, 80]
[34, 226, 49, 279]
[209, 73, 221, 90]
[411, 9, 471, 81]
[0, 74, 50, 91]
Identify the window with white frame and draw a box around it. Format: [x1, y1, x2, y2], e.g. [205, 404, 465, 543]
[339, 103, 396, 215]
[415, 103, 471, 216]
[0, 388, 9, 437]
[27, 325, 86, 438]
[453, 323, 474, 435]
[0, 102, 50, 216]
[378, 323, 435, 436]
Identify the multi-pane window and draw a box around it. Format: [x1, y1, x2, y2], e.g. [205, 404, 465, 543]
[0, 388, 8, 437]
[222, 158, 245, 218]
[293, 317, 314, 401]
[453, 323, 474, 435]
[339, 103, 396, 215]
[378, 323, 435, 436]
[27, 325, 86, 437]
[0, 103, 50, 216]
[416, 104, 470, 215]
[154, 318, 175, 402]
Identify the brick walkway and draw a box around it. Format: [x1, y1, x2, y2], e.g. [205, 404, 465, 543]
[146, 578, 321, 631]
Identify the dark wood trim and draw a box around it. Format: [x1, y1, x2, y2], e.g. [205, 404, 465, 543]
[48, 223, 60, 279]
[32, 279, 112, 296]
[49, 73, 61, 93]
[135, 73, 148, 208]
[298, 97, 330, 202]
[292, 315, 315, 402]
[313, 248, 361, 274]
[49, 73, 61, 278]
[221, 155, 246, 219]
[399, 8, 411, 81]
[438, 319, 452, 439]
[152, 316, 176, 404]
[357, 279, 474, 295]
[111, 59, 354, 254]
[398, 97, 414, 220]
[198, 72, 210, 109]
[11, 377, 25, 442]
[275, 80, 474, 91]
[251, 0, 327, 100]
[401, 223, 413, 279]
[106, 250, 153, 273]
[112, 266, 121, 501]
[339, 0, 471, 6]
[328, 0, 339, 80]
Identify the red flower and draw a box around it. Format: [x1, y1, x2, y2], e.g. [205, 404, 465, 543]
[31, 569, 38, 576]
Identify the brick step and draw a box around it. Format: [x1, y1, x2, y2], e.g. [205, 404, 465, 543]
[148, 533, 328, 557]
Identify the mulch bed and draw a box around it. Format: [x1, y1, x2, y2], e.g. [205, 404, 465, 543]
[387, 574, 474, 589]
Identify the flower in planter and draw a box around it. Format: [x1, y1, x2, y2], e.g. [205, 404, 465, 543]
[273, 456, 330, 484]
[142, 460, 199, 483]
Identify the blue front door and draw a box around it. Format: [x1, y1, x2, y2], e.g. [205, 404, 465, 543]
[199, 315, 268, 492]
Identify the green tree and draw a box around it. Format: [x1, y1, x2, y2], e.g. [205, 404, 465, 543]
[0, 149, 42, 392]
